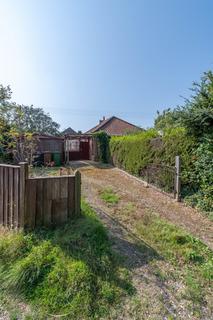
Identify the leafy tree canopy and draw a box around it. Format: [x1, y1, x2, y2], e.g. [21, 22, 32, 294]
[0, 85, 60, 135]
[155, 71, 213, 140]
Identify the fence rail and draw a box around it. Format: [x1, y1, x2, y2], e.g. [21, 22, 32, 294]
[0, 163, 81, 229]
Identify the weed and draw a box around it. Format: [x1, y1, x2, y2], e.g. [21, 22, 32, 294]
[123, 203, 135, 215]
[100, 187, 120, 205]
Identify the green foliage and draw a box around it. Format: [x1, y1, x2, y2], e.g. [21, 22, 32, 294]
[11, 105, 60, 135]
[136, 213, 213, 299]
[110, 129, 158, 175]
[184, 138, 213, 214]
[111, 70, 213, 213]
[0, 202, 132, 319]
[154, 108, 181, 131]
[154, 71, 213, 139]
[0, 84, 60, 163]
[100, 188, 120, 205]
[110, 127, 196, 181]
[94, 131, 110, 163]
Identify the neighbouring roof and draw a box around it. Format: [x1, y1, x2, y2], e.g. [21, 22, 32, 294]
[33, 133, 64, 140]
[85, 116, 141, 136]
[61, 127, 77, 135]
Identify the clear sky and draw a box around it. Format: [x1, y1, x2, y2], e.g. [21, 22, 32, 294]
[0, 0, 213, 132]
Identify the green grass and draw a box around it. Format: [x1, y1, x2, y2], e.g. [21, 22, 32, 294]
[136, 212, 213, 311]
[100, 188, 120, 205]
[0, 202, 133, 319]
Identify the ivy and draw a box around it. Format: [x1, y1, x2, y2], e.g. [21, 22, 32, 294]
[93, 131, 110, 163]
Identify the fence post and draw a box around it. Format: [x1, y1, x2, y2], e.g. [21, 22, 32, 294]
[175, 156, 181, 202]
[75, 170, 81, 215]
[19, 162, 28, 228]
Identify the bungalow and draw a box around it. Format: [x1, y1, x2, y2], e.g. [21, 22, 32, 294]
[34, 117, 140, 164]
[86, 116, 141, 136]
[64, 116, 140, 162]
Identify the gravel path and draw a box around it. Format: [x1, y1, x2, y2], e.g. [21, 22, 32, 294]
[69, 161, 213, 319]
[73, 161, 213, 250]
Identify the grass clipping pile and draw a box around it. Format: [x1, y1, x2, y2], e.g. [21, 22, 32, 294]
[0, 202, 133, 319]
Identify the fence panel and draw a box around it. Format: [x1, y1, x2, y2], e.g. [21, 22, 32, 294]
[25, 176, 75, 228]
[0, 163, 81, 229]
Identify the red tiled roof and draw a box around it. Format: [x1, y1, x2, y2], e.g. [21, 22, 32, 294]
[86, 116, 141, 136]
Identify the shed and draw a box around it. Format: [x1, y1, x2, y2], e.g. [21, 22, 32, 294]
[34, 134, 64, 166]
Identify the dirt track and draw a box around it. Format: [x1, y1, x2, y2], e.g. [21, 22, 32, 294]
[72, 161, 213, 250]
[68, 161, 213, 320]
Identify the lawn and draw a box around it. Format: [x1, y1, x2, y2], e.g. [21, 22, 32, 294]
[0, 202, 133, 319]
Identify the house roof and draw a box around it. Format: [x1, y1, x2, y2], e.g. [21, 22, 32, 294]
[61, 127, 77, 135]
[85, 116, 141, 136]
[33, 133, 64, 140]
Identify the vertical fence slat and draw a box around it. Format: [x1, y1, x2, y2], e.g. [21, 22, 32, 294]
[19, 162, 28, 228]
[75, 171, 81, 216]
[14, 168, 19, 228]
[68, 176, 75, 217]
[25, 179, 36, 229]
[43, 179, 52, 226]
[8, 168, 14, 228]
[0, 167, 3, 225]
[36, 179, 43, 226]
[3, 168, 9, 226]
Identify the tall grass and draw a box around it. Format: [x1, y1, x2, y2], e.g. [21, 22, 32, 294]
[0, 202, 133, 319]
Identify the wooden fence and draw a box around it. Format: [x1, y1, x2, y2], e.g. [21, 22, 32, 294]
[0, 162, 81, 229]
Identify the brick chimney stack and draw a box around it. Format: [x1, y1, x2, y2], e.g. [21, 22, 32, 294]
[99, 116, 106, 124]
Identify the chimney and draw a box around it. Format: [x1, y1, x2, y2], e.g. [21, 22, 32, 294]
[99, 116, 106, 124]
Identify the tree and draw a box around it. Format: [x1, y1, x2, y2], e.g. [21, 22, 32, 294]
[154, 108, 181, 132]
[0, 84, 60, 163]
[179, 71, 213, 138]
[0, 85, 60, 135]
[12, 105, 60, 135]
[154, 71, 213, 140]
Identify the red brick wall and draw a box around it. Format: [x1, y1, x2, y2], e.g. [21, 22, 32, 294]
[101, 118, 139, 135]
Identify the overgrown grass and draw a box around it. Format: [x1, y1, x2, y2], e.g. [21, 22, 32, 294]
[0, 202, 133, 319]
[136, 212, 213, 310]
[100, 188, 120, 205]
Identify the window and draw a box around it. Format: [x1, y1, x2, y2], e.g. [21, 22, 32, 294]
[65, 139, 80, 152]
[71, 140, 80, 151]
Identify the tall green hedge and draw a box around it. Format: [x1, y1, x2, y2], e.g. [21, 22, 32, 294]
[110, 128, 213, 214]
[110, 129, 158, 175]
[110, 128, 196, 175]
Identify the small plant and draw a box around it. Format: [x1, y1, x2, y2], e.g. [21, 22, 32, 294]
[100, 188, 120, 205]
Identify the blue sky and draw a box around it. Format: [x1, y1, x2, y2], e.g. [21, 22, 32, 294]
[0, 0, 213, 132]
